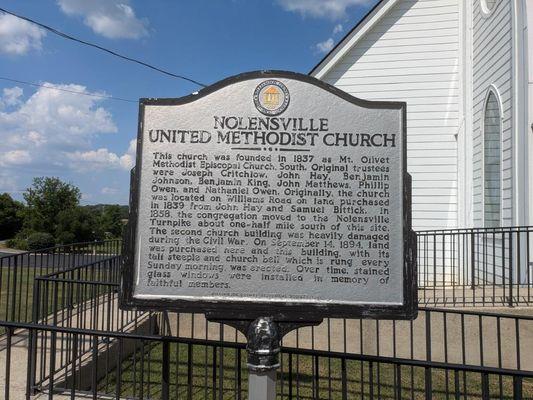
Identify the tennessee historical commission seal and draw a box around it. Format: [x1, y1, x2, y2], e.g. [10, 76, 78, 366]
[253, 80, 290, 116]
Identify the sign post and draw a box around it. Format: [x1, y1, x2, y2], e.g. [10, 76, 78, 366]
[120, 70, 417, 398]
[246, 317, 279, 400]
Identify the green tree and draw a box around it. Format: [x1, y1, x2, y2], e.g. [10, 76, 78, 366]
[23, 177, 81, 236]
[0, 193, 24, 239]
[98, 204, 124, 238]
[55, 207, 99, 244]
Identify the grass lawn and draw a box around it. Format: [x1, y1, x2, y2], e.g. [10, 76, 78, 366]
[0, 265, 82, 327]
[0, 265, 45, 323]
[0, 264, 112, 325]
[97, 341, 533, 400]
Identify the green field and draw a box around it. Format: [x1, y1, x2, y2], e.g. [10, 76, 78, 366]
[0, 266, 43, 322]
[0, 264, 113, 326]
[97, 342, 533, 400]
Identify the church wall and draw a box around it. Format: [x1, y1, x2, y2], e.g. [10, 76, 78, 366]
[321, 0, 461, 230]
[471, 0, 514, 227]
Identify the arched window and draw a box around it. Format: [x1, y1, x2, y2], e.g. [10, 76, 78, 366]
[481, 0, 498, 16]
[483, 89, 501, 227]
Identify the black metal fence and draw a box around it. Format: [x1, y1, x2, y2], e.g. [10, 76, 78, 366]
[0, 228, 532, 398]
[27, 256, 162, 396]
[0, 239, 121, 322]
[2, 309, 532, 399]
[417, 226, 533, 307]
[19, 253, 533, 399]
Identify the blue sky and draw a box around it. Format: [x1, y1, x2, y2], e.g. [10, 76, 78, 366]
[0, 0, 376, 205]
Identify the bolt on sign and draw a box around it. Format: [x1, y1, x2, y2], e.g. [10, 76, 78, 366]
[121, 71, 417, 321]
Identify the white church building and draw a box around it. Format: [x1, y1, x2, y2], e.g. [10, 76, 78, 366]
[311, 0, 533, 231]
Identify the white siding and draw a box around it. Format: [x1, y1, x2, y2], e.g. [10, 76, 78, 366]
[471, 0, 513, 226]
[321, 0, 460, 230]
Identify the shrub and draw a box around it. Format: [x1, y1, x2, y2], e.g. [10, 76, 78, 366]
[5, 238, 28, 251]
[26, 232, 55, 251]
[55, 231, 76, 246]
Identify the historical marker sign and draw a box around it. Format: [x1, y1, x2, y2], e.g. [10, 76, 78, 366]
[121, 71, 417, 321]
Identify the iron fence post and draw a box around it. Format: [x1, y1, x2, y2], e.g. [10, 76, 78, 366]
[162, 338, 170, 400]
[91, 335, 98, 400]
[425, 309, 432, 400]
[481, 373, 489, 400]
[513, 376, 523, 400]
[470, 232, 476, 289]
[395, 363, 402, 400]
[26, 279, 40, 396]
[341, 357, 347, 400]
[11, 255, 18, 321]
[509, 234, 514, 307]
[5, 327, 12, 400]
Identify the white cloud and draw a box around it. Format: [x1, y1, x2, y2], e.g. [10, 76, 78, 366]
[66, 148, 121, 170]
[333, 24, 343, 34]
[0, 150, 31, 166]
[1, 87, 23, 107]
[81, 192, 93, 201]
[65, 139, 136, 172]
[57, 0, 149, 39]
[315, 38, 335, 54]
[277, 0, 371, 19]
[119, 139, 136, 170]
[27, 131, 46, 146]
[0, 83, 117, 150]
[0, 14, 46, 55]
[0, 82, 122, 177]
[101, 186, 119, 195]
[0, 84, 134, 202]
[313, 23, 344, 55]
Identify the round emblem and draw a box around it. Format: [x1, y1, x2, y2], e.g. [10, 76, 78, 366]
[253, 80, 290, 116]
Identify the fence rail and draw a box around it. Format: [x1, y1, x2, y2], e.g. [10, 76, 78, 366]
[22, 253, 533, 399]
[0, 239, 121, 322]
[417, 226, 533, 307]
[0, 311, 530, 399]
[0, 228, 531, 398]
[27, 255, 161, 394]
[2, 227, 532, 320]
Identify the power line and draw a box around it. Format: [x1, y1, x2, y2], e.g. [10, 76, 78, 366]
[0, 7, 208, 88]
[0, 76, 137, 103]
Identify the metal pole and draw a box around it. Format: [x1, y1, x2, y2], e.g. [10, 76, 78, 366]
[246, 317, 280, 400]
